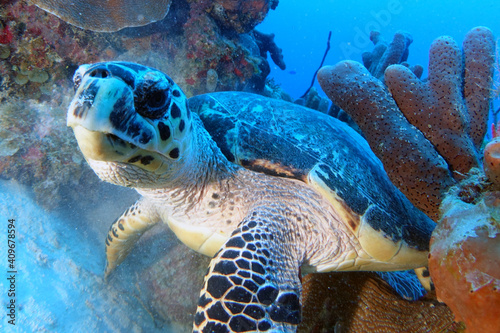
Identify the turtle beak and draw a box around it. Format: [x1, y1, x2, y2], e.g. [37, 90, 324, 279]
[67, 69, 141, 162]
[71, 126, 139, 162]
[67, 72, 134, 129]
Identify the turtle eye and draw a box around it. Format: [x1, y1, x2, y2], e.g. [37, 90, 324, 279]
[147, 90, 167, 109]
[135, 88, 171, 119]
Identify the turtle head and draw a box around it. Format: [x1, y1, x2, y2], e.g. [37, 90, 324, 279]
[67, 62, 193, 187]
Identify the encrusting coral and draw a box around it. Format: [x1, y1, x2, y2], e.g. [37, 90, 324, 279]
[3, 0, 284, 100]
[318, 27, 495, 221]
[0, 0, 115, 101]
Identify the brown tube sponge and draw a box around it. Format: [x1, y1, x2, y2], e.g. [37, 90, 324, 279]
[318, 27, 495, 220]
[384, 27, 495, 176]
[463, 27, 496, 148]
[318, 60, 455, 220]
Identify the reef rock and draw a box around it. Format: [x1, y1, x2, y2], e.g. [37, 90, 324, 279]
[429, 173, 500, 333]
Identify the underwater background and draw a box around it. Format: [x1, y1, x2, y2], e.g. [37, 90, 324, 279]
[0, 0, 499, 332]
[259, 0, 499, 99]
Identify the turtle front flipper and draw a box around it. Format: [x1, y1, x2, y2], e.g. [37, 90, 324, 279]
[194, 212, 302, 333]
[104, 199, 160, 279]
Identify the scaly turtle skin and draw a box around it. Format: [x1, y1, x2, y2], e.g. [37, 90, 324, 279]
[67, 62, 435, 332]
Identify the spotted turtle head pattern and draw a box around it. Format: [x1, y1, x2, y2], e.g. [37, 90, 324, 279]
[67, 62, 192, 186]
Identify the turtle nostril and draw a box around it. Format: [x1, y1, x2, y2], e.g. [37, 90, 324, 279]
[89, 69, 110, 79]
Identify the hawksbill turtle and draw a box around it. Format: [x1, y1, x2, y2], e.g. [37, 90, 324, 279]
[67, 62, 435, 332]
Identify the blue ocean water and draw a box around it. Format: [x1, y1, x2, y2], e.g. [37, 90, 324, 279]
[257, 0, 499, 100]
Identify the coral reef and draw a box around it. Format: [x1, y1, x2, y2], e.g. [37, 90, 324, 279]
[362, 30, 422, 81]
[172, 1, 284, 96]
[1, 0, 282, 99]
[32, 0, 172, 32]
[0, 0, 114, 101]
[0, 0, 282, 208]
[324, 25, 499, 333]
[208, 0, 278, 34]
[181, 0, 259, 96]
[0, 1, 118, 208]
[317, 27, 495, 220]
[429, 172, 500, 333]
[299, 272, 460, 332]
[322, 26, 498, 333]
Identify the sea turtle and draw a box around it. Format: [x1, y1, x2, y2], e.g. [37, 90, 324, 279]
[67, 61, 435, 332]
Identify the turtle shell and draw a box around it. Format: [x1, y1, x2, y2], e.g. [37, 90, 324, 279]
[189, 92, 435, 268]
